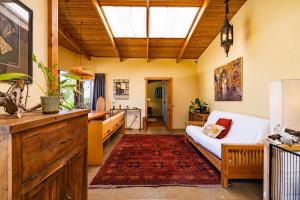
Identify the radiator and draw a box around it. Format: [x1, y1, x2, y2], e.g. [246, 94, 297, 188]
[270, 144, 300, 200]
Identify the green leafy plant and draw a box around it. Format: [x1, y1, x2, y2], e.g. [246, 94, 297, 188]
[0, 54, 80, 108]
[59, 74, 80, 110]
[32, 54, 81, 96]
[189, 98, 208, 113]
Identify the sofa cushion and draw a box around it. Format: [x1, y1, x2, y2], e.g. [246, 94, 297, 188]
[205, 111, 270, 144]
[203, 124, 225, 138]
[216, 118, 232, 139]
[186, 125, 222, 158]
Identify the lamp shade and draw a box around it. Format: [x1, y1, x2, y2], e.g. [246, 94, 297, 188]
[69, 66, 95, 80]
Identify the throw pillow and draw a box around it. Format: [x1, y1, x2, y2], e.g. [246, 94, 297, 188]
[202, 124, 225, 138]
[216, 118, 232, 139]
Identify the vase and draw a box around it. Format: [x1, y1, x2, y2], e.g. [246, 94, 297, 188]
[41, 96, 60, 114]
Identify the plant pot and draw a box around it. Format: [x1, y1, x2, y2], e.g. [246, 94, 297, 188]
[41, 96, 60, 114]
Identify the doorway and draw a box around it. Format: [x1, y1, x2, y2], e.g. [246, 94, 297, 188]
[145, 77, 173, 131]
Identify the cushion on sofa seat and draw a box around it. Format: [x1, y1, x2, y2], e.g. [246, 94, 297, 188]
[186, 111, 270, 159]
[216, 118, 232, 139]
[186, 125, 222, 158]
[205, 111, 270, 144]
[202, 124, 225, 138]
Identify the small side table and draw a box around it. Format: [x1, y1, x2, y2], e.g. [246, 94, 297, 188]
[110, 108, 142, 131]
[189, 112, 209, 122]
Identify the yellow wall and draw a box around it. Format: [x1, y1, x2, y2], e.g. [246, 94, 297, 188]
[197, 0, 300, 118]
[59, 46, 199, 129]
[0, 0, 47, 114]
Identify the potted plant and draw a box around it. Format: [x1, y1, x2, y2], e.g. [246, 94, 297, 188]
[189, 98, 208, 113]
[0, 54, 80, 115]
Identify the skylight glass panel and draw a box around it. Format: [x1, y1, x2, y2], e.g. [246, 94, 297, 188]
[102, 6, 146, 38]
[150, 7, 198, 38]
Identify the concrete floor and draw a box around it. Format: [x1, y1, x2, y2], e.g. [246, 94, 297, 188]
[88, 129, 263, 200]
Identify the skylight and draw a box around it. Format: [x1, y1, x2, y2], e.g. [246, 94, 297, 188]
[102, 6, 199, 38]
[149, 7, 199, 38]
[102, 6, 146, 38]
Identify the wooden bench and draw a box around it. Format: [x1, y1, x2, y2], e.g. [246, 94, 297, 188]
[88, 111, 125, 165]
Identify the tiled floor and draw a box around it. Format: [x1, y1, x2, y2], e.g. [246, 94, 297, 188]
[147, 117, 166, 128]
[88, 129, 263, 200]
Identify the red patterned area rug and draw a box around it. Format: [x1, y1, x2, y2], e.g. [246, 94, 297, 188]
[90, 135, 220, 188]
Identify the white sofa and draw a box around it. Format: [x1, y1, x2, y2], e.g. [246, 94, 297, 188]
[185, 111, 270, 187]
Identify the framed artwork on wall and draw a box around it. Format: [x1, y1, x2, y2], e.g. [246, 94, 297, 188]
[113, 79, 129, 100]
[0, 0, 33, 82]
[214, 57, 243, 101]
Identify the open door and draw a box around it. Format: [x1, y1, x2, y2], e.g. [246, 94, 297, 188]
[166, 79, 173, 131]
[145, 77, 173, 132]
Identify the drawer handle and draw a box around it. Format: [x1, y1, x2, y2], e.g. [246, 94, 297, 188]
[65, 195, 72, 200]
[115, 123, 119, 127]
[60, 140, 69, 145]
[107, 130, 110, 133]
[30, 172, 40, 180]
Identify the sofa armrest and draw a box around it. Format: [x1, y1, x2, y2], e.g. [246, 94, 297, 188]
[185, 121, 205, 127]
[221, 144, 264, 166]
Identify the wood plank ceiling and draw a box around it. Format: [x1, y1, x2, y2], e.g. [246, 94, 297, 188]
[58, 0, 247, 61]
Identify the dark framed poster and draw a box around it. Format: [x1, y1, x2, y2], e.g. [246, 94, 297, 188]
[0, 0, 33, 82]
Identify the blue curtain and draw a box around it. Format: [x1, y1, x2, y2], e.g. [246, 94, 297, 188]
[92, 73, 105, 110]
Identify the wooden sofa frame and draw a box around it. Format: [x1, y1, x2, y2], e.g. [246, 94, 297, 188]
[185, 121, 264, 188]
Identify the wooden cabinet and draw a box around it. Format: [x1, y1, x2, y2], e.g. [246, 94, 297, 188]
[67, 151, 87, 200]
[189, 112, 209, 122]
[0, 110, 89, 200]
[23, 165, 67, 200]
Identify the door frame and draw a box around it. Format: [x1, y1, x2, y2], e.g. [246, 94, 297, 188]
[144, 77, 173, 130]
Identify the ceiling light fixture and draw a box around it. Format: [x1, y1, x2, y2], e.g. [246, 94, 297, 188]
[220, 0, 233, 57]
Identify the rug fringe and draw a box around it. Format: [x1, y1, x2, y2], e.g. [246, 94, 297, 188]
[89, 184, 221, 189]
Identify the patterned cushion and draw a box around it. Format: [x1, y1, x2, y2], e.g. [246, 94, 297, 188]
[202, 124, 225, 138]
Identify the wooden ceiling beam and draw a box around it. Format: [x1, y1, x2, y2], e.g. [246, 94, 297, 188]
[176, 0, 208, 63]
[58, 25, 91, 61]
[146, 0, 150, 63]
[89, 0, 122, 62]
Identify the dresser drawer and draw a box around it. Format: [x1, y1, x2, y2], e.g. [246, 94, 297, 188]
[21, 116, 87, 182]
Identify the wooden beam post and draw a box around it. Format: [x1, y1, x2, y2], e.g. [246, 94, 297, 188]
[58, 25, 91, 61]
[48, 0, 59, 88]
[89, 0, 122, 62]
[146, 0, 150, 63]
[176, 0, 208, 63]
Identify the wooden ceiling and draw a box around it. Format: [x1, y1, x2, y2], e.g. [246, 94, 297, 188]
[58, 0, 247, 62]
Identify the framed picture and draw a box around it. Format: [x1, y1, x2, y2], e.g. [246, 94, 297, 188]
[0, 0, 33, 82]
[214, 57, 243, 101]
[113, 79, 129, 100]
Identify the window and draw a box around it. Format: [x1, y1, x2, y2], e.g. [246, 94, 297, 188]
[81, 80, 93, 109]
[60, 70, 76, 110]
[149, 7, 198, 38]
[102, 6, 198, 38]
[102, 6, 146, 38]
[59, 71, 93, 110]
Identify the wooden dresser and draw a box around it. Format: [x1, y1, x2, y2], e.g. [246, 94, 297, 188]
[0, 110, 89, 200]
